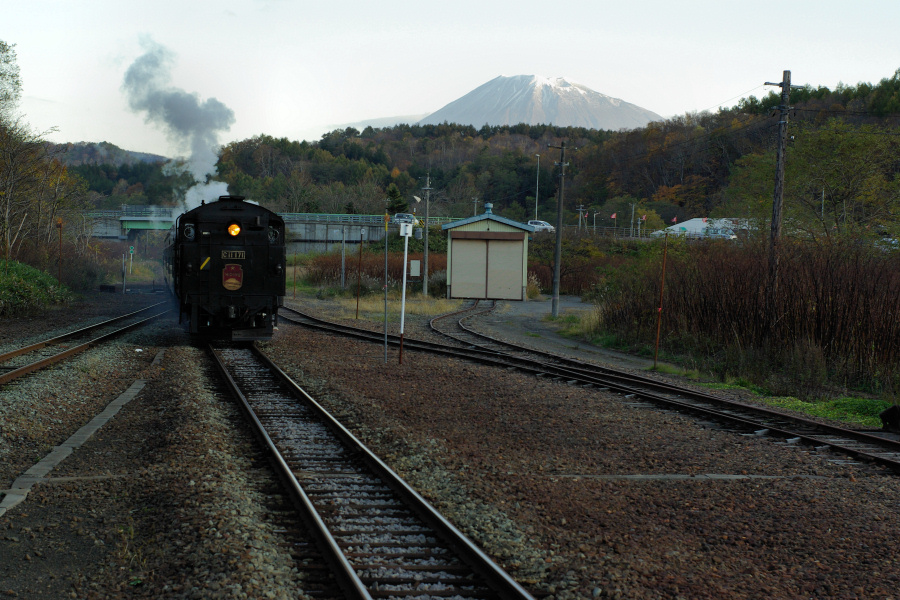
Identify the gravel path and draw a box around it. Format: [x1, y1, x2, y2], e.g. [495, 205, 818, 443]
[1, 292, 899, 599]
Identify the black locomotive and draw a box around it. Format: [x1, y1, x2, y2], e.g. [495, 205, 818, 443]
[164, 195, 286, 340]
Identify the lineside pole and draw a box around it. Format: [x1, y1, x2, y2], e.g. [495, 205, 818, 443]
[549, 142, 568, 318]
[57, 219, 63, 283]
[422, 173, 432, 297]
[398, 223, 412, 364]
[764, 70, 796, 336]
[356, 230, 363, 319]
[384, 212, 389, 364]
[653, 233, 669, 369]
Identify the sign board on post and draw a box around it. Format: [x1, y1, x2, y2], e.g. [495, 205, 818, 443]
[398, 222, 413, 364]
[410, 260, 421, 278]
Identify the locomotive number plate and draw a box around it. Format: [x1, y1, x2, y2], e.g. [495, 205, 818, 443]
[222, 250, 245, 259]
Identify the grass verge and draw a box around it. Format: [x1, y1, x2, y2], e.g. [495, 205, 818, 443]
[545, 301, 895, 429]
[0, 261, 75, 317]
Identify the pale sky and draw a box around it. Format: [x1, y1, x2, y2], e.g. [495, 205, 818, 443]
[4, 0, 899, 158]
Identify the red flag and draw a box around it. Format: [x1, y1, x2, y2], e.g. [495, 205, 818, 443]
[672, 216, 677, 223]
[610, 213, 616, 219]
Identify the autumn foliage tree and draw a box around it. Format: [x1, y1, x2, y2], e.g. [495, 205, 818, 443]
[0, 39, 94, 286]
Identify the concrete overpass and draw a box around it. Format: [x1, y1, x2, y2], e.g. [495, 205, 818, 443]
[88, 206, 176, 240]
[88, 206, 458, 253]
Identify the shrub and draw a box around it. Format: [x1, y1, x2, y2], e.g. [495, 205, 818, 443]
[593, 237, 900, 399]
[305, 250, 447, 294]
[526, 272, 542, 299]
[0, 261, 75, 317]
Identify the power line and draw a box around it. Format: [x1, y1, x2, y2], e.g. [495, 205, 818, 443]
[697, 84, 769, 114]
[793, 107, 900, 118]
[605, 113, 777, 168]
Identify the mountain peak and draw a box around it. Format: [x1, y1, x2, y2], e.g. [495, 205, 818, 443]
[419, 75, 660, 131]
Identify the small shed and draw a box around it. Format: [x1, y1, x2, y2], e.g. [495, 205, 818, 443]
[441, 204, 534, 300]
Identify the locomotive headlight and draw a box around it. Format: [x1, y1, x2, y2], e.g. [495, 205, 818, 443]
[227, 223, 241, 236]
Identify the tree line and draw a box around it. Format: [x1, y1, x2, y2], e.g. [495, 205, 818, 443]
[209, 72, 900, 241]
[0, 41, 96, 276]
[4, 28, 900, 286]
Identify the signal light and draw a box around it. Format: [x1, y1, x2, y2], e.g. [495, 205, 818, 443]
[227, 223, 241, 236]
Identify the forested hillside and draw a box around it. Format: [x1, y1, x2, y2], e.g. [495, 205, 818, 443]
[211, 70, 900, 240]
[34, 66, 900, 243]
[67, 160, 191, 208]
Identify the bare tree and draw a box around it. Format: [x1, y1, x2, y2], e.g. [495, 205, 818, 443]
[0, 120, 86, 263]
[0, 40, 21, 124]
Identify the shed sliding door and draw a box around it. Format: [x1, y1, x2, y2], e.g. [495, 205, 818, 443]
[450, 240, 487, 298]
[486, 240, 522, 300]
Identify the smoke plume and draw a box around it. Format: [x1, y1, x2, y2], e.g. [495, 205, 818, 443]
[122, 38, 234, 211]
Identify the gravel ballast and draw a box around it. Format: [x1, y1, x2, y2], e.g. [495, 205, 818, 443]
[1, 292, 899, 599]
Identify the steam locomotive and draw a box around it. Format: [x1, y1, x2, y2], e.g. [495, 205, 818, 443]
[164, 195, 286, 340]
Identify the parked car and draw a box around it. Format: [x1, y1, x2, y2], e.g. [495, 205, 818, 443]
[528, 219, 555, 233]
[392, 213, 420, 226]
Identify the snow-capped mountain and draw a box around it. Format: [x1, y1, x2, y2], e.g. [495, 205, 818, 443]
[418, 75, 661, 131]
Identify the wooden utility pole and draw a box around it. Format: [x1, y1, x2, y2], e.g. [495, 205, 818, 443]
[56, 218, 63, 283]
[421, 173, 432, 297]
[654, 233, 669, 369]
[764, 70, 795, 334]
[549, 142, 568, 318]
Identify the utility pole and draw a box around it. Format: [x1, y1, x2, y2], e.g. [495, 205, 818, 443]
[549, 142, 569, 318]
[56, 218, 62, 283]
[764, 70, 799, 334]
[534, 154, 540, 220]
[472, 196, 479, 216]
[421, 173, 432, 297]
[630, 203, 636, 238]
[340, 225, 346, 289]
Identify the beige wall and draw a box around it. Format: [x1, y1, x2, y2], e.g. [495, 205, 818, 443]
[448, 236, 525, 300]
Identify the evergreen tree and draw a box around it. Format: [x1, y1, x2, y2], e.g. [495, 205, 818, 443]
[386, 183, 408, 213]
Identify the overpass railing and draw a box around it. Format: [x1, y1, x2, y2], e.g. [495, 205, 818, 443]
[279, 213, 461, 226]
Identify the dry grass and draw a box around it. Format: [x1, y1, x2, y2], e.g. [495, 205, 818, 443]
[329, 293, 464, 322]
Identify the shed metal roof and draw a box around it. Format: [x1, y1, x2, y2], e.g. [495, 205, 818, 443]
[442, 204, 534, 232]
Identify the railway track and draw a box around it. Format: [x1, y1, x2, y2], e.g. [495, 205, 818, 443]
[429, 300, 508, 351]
[0, 302, 171, 386]
[280, 302, 900, 475]
[278, 305, 524, 367]
[211, 342, 536, 600]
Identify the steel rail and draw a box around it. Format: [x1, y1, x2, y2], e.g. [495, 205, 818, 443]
[0, 301, 170, 363]
[0, 309, 170, 386]
[251, 344, 537, 600]
[279, 306, 508, 363]
[210, 341, 536, 599]
[438, 308, 900, 458]
[208, 344, 372, 600]
[280, 305, 900, 474]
